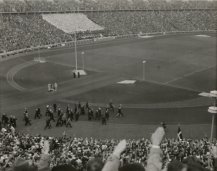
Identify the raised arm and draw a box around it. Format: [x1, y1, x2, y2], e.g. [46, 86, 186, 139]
[146, 127, 165, 171]
[102, 139, 127, 171]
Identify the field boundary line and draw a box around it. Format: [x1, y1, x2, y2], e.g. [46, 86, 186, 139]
[164, 64, 216, 85]
[58, 97, 210, 109]
[6, 61, 36, 91]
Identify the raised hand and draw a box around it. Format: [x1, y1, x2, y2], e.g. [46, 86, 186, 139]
[210, 145, 217, 158]
[151, 127, 165, 146]
[41, 140, 50, 154]
[113, 139, 127, 157]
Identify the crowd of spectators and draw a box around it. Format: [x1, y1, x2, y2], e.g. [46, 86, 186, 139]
[0, 8, 216, 52]
[1, 121, 217, 171]
[0, 104, 217, 171]
[88, 10, 216, 36]
[0, 14, 73, 52]
[0, 0, 216, 12]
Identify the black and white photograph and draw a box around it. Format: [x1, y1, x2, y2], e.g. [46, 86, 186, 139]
[0, 0, 217, 170]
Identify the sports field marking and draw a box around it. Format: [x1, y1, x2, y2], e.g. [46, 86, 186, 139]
[6, 61, 37, 91]
[195, 35, 211, 38]
[138, 35, 154, 38]
[144, 79, 199, 93]
[164, 64, 216, 85]
[117, 80, 136, 84]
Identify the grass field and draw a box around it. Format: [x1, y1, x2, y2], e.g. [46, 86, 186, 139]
[66, 80, 199, 103]
[0, 33, 216, 138]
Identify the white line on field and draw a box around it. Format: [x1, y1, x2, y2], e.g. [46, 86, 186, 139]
[164, 64, 216, 84]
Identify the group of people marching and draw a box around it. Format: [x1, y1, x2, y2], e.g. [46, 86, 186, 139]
[21, 101, 124, 130]
[1, 101, 124, 131]
[43, 101, 124, 129]
[48, 82, 58, 92]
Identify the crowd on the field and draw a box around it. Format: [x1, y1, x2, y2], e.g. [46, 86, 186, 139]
[0, 5, 216, 52]
[1, 121, 217, 171]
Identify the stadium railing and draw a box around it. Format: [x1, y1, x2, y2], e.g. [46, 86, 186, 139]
[0, 30, 215, 61]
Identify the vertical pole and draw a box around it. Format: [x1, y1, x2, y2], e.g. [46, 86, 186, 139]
[142, 61, 146, 81]
[38, 46, 41, 61]
[74, 32, 78, 71]
[143, 63, 144, 81]
[215, 28, 217, 105]
[211, 114, 215, 141]
[81, 52, 85, 70]
[215, 28, 217, 139]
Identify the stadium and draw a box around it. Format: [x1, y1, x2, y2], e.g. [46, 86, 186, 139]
[0, 0, 217, 170]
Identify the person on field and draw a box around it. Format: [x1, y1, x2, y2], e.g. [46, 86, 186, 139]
[44, 117, 52, 129]
[53, 103, 57, 113]
[105, 108, 110, 120]
[101, 114, 107, 125]
[35, 107, 41, 119]
[109, 101, 115, 113]
[54, 82, 58, 91]
[2, 113, 9, 127]
[116, 104, 123, 117]
[49, 109, 55, 122]
[12, 115, 17, 128]
[75, 111, 79, 121]
[66, 118, 72, 128]
[24, 112, 31, 126]
[56, 114, 63, 127]
[48, 83, 52, 92]
[57, 107, 61, 117]
[73, 72, 76, 78]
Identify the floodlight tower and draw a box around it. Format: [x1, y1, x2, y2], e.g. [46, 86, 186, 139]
[71, 31, 86, 76]
[208, 90, 217, 141]
[34, 45, 46, 63]
[70, 31, 78, 74]
[74, 31, 78, 72]
[201, 29, 217, 141]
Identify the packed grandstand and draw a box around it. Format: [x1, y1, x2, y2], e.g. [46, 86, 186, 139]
[1, 0, 217, 171]
[0, 0, 216, 52]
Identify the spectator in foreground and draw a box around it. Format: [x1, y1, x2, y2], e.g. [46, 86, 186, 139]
[102, 127, 165, 171]
[13, 140, 50, 171]
[87, 157, 104, 171]
[101, 126, 217, 171]
[102, 139, 127, 171]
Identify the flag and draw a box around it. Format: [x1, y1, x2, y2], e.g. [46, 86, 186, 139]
[177, 126, 183, 141]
